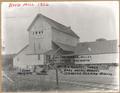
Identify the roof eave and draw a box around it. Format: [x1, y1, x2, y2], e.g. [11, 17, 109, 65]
[27, 14, 40, 31]
[52, 26, 80, 39]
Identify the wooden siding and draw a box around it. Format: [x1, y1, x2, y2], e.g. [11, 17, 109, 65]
[13, 47, 44, 69]
[52, 28, 79, 47]
[29, 16, 52, 54]
[75, 53, 119, 64]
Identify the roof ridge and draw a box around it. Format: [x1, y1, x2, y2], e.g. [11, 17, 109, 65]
[38, 13, 79, 38]
[79, 40, 117, 44]
[28, 13, 79, 38]
[38, 13, 69, 29]
[75, 40, 118, 55]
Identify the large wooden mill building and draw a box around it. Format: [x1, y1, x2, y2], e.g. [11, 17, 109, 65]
[13, 14, 80, 69]
[13, 14, 119, 76]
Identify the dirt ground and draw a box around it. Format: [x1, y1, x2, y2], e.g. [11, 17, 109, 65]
[2, 69, 119, 92]
[2, 71, 94, 92]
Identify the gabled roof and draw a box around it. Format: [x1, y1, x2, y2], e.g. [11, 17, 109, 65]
[53, 41, 75, 52]
[15, 40, 118, 57]
[27, 13, 79, 38]
[15, 44, 29, 56]
[75, 40, 118, 55]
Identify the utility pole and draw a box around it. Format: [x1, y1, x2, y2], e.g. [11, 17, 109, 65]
[55, 66, 59, 89]
[45, 48, 61, 89]
[52, 56, 59, 89]
[51, 48, 61, 89]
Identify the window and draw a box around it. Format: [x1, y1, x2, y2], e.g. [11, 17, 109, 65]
[39, 43, 41, 49]
[33, 31, 44, 36]
[38, 55, 40, 60]
[33, 30, 44, 38]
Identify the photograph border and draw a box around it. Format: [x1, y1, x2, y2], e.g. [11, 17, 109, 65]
[0, 1, 119, 93]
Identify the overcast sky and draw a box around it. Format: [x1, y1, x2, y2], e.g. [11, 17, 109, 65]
[1, 1, 119, 54]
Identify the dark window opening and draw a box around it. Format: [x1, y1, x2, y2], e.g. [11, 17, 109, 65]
[38, 55, 40, 60]
[34, 42, 36, 52]
[39, 43, 40, 49]
[36, 32, 37, 34]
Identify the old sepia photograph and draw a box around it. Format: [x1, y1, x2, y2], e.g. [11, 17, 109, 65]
[1, 1, 119, 92]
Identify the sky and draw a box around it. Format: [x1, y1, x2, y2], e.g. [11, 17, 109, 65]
[1, 1, 119, 54]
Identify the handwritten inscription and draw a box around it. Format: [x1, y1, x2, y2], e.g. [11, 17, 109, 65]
[9, 3, 21, 7]
[8, 3, 49, 8]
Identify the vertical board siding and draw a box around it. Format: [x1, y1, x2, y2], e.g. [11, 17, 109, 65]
[29, 17, 52, 54]
[52, 28, 79, 46]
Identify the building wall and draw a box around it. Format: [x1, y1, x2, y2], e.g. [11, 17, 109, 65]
[74, 53, 119, 64]
[52, 28, 79, 46]
[29, 16, 52, 54]
[55, 52, 119, 85]
[13, 47, 44, 69]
